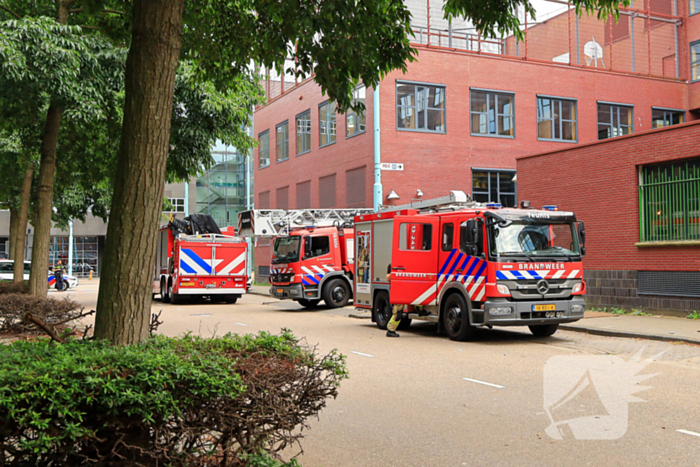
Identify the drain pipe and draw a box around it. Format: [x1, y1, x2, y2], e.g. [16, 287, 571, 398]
[373, 85, 382, 212]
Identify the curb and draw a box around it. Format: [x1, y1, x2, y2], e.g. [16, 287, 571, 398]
[559, 324, 700, 346]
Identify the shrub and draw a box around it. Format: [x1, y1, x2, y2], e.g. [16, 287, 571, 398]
[0, 281, 29, 295]
[0, 294, 81, 335]
[0, 331, 347, 466]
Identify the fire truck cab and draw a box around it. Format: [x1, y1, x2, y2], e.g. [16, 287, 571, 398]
[354, 191, 587, 341]
[238, 209, 372, 308]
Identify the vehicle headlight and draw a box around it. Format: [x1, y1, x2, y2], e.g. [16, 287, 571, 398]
[496, 284, 511, 295]
[571, 304, 585, 313]
[572, 282, 583, 294]
[489, 306, 513, 315]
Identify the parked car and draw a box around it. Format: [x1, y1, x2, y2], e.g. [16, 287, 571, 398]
[0, 260, 79, 289]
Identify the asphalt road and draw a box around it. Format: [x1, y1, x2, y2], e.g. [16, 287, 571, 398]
[65, 288, 700, 467]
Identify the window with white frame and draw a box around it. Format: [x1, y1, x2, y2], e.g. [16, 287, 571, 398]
[692, 41, 700, 82]
[258, 130, 270, 168]
[652, 108, 685, 129]
[537, 97, 577, 142]
[597, 103, 633, 140]
[470, 90, 514, 137]
[319, 101, 336, 146]
[296, 111, 311, 155]
[276, 121, 289, 162]
[396, 82, 446, 133]
[347, 85, 366, 137]
[163, 198, 185, 213]
[472, 170, 517, 207]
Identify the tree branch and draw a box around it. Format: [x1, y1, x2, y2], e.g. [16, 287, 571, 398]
[25, 313, 66, 344]
[69, 8, 83, 14]
[80, 25, 100, 30]
[0, 5, 21, 19]
[103, 9, 127, 16]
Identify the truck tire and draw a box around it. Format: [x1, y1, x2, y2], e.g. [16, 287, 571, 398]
[169, 283, 181, 305]
[322, 279, 350, 308]
[298, 299, 321, 309]
[441, 292, 477, 341]
[529, 324, 559, 337]
[224, 294, 239, 304]
[161, 279, 170, 303]
[373, 291, 392, 330]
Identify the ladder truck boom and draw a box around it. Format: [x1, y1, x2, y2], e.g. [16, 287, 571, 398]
[238, 208, 373, 309]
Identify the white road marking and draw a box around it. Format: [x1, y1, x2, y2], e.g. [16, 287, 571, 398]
[235, 322, 248, 326]
[351, 351, 375, 358]
[463, 377, 504, 389]
[677, 429, 700, 438]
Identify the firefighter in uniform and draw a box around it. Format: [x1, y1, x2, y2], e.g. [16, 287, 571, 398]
[53, 260, 65, 292]
[386, 264, 404, 338]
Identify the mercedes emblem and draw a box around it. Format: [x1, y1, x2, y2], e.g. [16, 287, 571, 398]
[536, 279, 550, 295]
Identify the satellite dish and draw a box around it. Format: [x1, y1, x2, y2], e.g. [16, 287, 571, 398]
[583, 37, 605, 68]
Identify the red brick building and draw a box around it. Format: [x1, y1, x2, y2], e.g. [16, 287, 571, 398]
[517, 121, 700, 315]
[252, 0, 700, 280]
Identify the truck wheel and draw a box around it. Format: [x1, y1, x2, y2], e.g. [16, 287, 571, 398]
[161, 279, 170, 303]
[373, 291, 392, 330]
[442, 293, 476, 341]
[529, 324, 559, 337]
[298, 299, 321, 309]
[224, 294, 239, 304]
[169, 283, 181, 305]
[322, 279, 350, 308]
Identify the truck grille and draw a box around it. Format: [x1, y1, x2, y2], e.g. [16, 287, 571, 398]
[270, 273, 294, 283]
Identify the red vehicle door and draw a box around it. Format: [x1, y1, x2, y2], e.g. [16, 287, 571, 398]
[390, 215, 439, 306]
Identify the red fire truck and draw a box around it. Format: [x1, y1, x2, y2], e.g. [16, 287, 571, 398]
[238, 209, 372, 308]
[353, 191, 587, 341]
[153, 214, 248, 304]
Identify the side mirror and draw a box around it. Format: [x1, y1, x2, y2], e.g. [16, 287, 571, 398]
[577, 221, 586, 245]
[464, 219, 478, 244]
[303, 237, 312, 258]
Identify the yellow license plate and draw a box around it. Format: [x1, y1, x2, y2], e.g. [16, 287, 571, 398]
[533, 304, 556, 311]
[277, 289, 284, 294]
[180, 282, 195, 286]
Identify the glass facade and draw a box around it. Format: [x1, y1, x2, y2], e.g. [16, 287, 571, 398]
[49, 236, 99, 277]
[196, 142, 250, 229]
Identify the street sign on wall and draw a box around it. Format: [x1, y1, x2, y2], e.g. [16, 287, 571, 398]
[380, 162, 404, 171]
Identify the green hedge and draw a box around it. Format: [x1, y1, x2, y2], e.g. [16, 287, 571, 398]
[0, 332, 346, 466]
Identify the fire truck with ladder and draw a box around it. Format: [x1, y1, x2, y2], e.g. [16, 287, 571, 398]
[153, 214, 248, 304]
[238, 208, 372, 308]
[353, 191, 587, 341]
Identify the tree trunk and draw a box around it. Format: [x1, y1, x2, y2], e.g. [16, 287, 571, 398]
[27, 1, 71, 296]
[13, 164, 34, 283]
[94, 0, 185, 345]
[28, 104, 63, 296]
[8, 207, 18, 261]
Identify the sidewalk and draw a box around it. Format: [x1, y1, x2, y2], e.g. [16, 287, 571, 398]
[561, 311, 700, 345]
[241, 286, 700, 344]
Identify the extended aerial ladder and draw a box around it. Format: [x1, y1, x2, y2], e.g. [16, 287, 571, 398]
[237, 208, 374, 238]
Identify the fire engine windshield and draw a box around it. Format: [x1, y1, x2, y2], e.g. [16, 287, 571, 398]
[488, 222, 580, 259]
[272, 236, 301, 263]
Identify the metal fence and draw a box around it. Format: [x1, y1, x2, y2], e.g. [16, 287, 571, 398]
[260, 0, 687, 103]
[639, 161, 700, 242]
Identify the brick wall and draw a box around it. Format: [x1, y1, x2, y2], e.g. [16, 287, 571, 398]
[517, 121, 700, 314]
[252, 46, 692, 279]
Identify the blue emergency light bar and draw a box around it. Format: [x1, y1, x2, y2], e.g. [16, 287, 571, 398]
[542, 205, 558, 211]
[486, 203, 502, 209]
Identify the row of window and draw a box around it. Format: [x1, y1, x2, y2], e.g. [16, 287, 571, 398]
[258, 81, 689, 167]
[259, 86, 367, 168]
